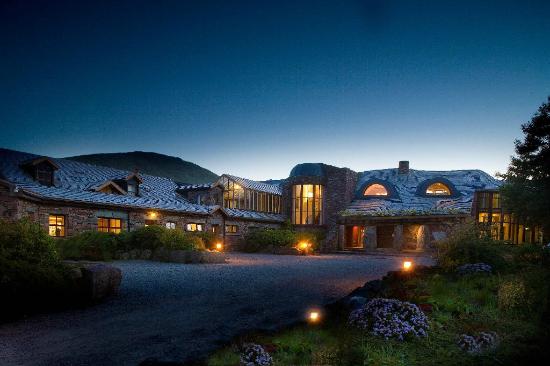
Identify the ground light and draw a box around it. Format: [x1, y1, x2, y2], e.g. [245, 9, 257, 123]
[307, 309, 321, 324]
[296, 242, 311, 254]
[215, 243, 223, 251]
[403, 260, 413, 271]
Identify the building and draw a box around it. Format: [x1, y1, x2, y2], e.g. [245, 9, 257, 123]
[1, 148, 539, 251]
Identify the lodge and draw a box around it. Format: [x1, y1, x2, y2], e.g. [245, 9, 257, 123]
[0, 148, 544, 251]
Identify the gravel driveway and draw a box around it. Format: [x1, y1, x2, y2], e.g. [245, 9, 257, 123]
[0, 253, 431, 365]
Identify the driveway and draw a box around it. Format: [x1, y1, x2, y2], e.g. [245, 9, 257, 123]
[0, 253, 432, 365]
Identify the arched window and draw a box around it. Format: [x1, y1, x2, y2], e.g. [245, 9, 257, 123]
[426, 182, 451, 195]
[364, 183, 388, 196]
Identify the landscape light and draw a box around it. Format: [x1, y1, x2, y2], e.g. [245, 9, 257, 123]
[215, 243, 223, 251]
[403, 260, 413, 271]
[307, 310, 320, 323]
[148, 211, 157, 219]
[298, 242, 310, 251]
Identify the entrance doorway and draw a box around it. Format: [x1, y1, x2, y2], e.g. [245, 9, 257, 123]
[345, 226, 364, 249]
[376, 225, 394, 248]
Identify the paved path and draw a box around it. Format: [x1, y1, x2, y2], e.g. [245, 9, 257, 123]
[0, 253, 431, 365]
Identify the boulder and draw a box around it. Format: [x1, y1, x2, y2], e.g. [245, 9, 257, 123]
[80, 264, 122, 302]
[129, 249, 140, 260]
[120, 252, 130, 260]
[167, 250, 187, 263]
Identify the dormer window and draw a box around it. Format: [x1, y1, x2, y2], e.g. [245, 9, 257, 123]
[127, 182, 136, 196]
[36, 167, 54, 186]
[364, 183, 388, 196]
[20, 157, 59, 187]
[426, 182, 451, 196]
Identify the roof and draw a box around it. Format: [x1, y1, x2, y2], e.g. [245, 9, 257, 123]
[289, 163, 326, 178]
[221, 207, 286, 223]
[0, 148, 210, 215]
[220, 174, 282, 195]
[177, 183, 214, 191]
[343, 168, 502, 217]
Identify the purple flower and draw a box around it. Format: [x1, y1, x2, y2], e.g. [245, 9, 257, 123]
[240, 343, 273, 366]
[348, 298, 429, 340]
[457, 332, 498, 353]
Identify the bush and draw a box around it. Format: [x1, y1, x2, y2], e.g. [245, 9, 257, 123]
[0, 218, 59, 266]
[122, 226, 205, 252]
[192, 231, 220, 249]
[160, 228, 205, 251]
[348, 298, 429, 340]
[435, 223, 507, 271]
[127, 225, 166, 251]
[58, 231, 119, 261]
[513, 243, 549, 265]
[242, 228, 324, 253]
[239, 343, 273, 366]
[498, 279, 529, 311]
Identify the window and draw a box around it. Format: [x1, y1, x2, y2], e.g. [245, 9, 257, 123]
[166, 221, 176, 229]
[211, 224, 220, 234]
[48, 215, 65, 237]
[127, 183, 136, 196]
[364, 183, 388, 196]
[186, 223, 203, 232]
[221, 176, 281, 213]
[225, 224, 238, 233]
[292, 184, 323, 225]
[98, 218, 122, 234]
[37, 168, 53, 186]
[426, 182, 451, 196]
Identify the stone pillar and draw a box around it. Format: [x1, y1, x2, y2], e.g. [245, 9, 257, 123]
[338, 225, 345, 250]
[416, 225, 431, 250]
[392, 224, 404, 250]
[364, 226, 377, 250]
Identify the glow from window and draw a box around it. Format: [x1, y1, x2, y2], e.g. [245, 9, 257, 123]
[426, 182, 451, 195]
[364, 183, 388, 196]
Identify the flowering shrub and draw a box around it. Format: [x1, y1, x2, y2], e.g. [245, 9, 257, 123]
[498, 279, 528, 311]
[456, 263, 492, 276]
[348, 298, 429, 340]
[457, 332, 498, 353]
[240, 343, 273, 366]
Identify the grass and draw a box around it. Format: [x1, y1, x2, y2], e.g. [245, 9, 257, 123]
[207, 263, 550, 366]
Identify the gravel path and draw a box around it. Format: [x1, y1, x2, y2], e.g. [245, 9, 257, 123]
[0, 253, 432, 365]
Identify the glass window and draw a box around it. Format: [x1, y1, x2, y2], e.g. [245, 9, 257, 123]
[225, 224, 238, 233]
[426, 182, 451, 195]
[221, 176, 281, 213]
[166, 222, 176, 229]
[98, 217, 122, 234]
[186, 223, 203, 232]
[37, 168, 53, 186]
[292, 184, 323, 225]
[48, 214, 65, 237]
[364, 183, 388, 196]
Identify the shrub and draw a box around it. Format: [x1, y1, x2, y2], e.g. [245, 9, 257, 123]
[192, 231, 220, 249]
[0, 218, 59, 266]
[239, 343, 273, 366]
[513, 243, 549, 265]
[435, 223, 507, 271]
[457, 332, 498, 354]
[58, 231, 119, 261]
[498, 279, 529, 311]
[128, 225, 166, 251]
[160, 228, 205, 251]
[348, 298, 429, 340]
[242, 228, 324, 253]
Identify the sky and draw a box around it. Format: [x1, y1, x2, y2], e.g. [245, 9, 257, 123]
[1, 0, 549, 180]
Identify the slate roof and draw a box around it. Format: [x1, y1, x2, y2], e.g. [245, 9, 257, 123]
[221, 207, 285, 222]
[0, 148, 210, 215]
[343, 168, 502, 217]
[289, 163, 326, 177]
[177, 183, 214, 191]
[221, 174, 282, 195]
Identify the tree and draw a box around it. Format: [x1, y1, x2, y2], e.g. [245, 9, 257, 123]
[500, 96, 550, 234]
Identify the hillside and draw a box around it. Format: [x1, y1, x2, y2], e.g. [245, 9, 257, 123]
[66, 151, 218, 184]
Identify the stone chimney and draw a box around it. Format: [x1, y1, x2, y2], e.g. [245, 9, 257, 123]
[398, 161, 409, 174]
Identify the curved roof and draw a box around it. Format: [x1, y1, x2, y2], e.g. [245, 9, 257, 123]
[289, 163, 326, 178]
[344, 168, 502, 217]
[0, 148, 210, 214]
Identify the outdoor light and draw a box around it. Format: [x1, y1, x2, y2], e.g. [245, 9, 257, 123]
[307, 310, 320, 323]
[298, 242, 310, 251]
[148, 211, 157, 219]
[215, 243, 223, 251]
[403, 260, 413, 271]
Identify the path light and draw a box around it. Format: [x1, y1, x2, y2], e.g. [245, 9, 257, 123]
[215, 243, 223, 251]
[403, 260, 413, 271]
[298, 242, 310, 251]
[307, 309, 321, 324]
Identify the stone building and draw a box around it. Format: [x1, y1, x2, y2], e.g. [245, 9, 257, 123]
[4, 147, 532, 252]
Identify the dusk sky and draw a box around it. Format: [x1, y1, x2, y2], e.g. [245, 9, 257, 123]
[1, 0, 549, 180]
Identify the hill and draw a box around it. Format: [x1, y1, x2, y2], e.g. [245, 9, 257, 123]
[66, 151, 218, 184]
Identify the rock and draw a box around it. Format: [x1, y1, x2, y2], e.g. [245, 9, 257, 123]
[347, 296, 367, 310]
[68, 266, 83, 280]
[166, 250, 187, 263]
[80, 264, 122, 302]
[200, 251, 226, 264]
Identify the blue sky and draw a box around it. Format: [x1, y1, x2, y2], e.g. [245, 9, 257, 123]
[1, 0, 549, 180]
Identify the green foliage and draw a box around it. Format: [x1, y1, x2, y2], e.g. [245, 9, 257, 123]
[435, 223, 507, 271]
[127, 225, 166, 251]
[498, 279, 528, 312]
[67, 151, 218, 184]
[0, 218, 59, 266]
[512, 243, 550, 265]
[159, 228, 205, 251]
[243, 227, 325, 252]
[500, 96, 550, 232]
[0, 219, 79, 322]
[58, 231, 119, 261]
[191, 230, 220, 249]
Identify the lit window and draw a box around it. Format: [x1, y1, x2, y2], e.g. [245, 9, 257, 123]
[98, 218, 122, 234]
[426, 182, 451, 196]
[292, 184, 323, 225]
[225, 224, 238, 233]
[364, 184, 388, 196]
[186, 223, 203, 232]
[166, 222, 176, 229]
[48, 215, 65, 237]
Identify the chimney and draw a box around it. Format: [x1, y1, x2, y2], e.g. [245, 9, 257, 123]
[398, 161, 409, 174]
